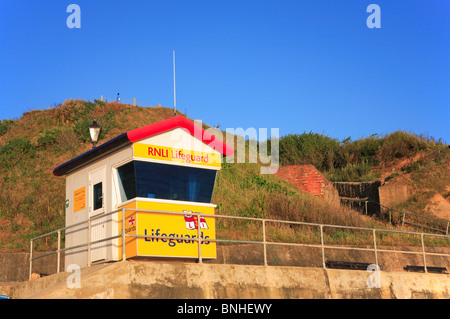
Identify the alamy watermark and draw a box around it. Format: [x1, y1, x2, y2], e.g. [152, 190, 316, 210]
[66, 4, 381, 30]
[66, 264, 81, 288]
[168, 119, 279, 174]
[366, 264, 381, 288]
[366, 4, 381, 29]
[66, 4, 81, 29]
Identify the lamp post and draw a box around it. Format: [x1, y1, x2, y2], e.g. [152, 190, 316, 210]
[88, 120, 102, 149]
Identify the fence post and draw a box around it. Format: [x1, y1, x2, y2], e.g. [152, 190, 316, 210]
[197, 214, 202, 264]
[365, 201, 368, 215]
[402, 213, 406, 228]
[421, 233, 427, 273]
[320, 225, 326, 269]
[122, 208, 126, 261]
[446, 221, 449, 236]
[133, 97, 136, 106]
[57, 230, 61, 274]
[262, 220, 267, 266]
[373, 229, 378, 266]
[29, 239, 33, 281]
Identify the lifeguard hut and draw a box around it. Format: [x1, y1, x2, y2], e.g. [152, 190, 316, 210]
[53, 116, 234, 267]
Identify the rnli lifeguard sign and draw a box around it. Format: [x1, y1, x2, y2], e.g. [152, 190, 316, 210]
[53, 116, 234, 266]
[122, 203, 217, 259]
[134, 143, 221, 168]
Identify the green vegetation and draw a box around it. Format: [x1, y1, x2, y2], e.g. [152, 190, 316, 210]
[279, 130, 448, 182]
[394, 150, 450, 218]
[0, 99, 448, 252]
[0, 99, 177, 251]
[0, 119, 16, 136]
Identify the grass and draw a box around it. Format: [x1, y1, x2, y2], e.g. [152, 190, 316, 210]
[325, 159, 381, 182]
[0, 98, 449, 252]
[392, 149, 450, 221]
[213, 159, 449, 248]
[278, 130, 449, 182]
[215, 211, 450, 249]
[0, 99, 184, 251]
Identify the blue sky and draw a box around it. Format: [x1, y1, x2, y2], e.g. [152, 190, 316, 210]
[1, 1, 449, 142]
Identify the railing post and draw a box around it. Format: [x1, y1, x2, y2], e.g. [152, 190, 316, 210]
[29, 239, 33, 281]
[446, 221, 449, 236]
[421, 233, 427, 273]
[57, 230, 61, 274]
[197, 214, 202, 264]
[402, 213, 406, 228]
[122, 208, 126, 261]
[365, 201, 368, 215]
[373, 229, 378, 267]
[262, 220, 267, 266]
[88, 218, 91, 267]
[320, 225, 326, 269]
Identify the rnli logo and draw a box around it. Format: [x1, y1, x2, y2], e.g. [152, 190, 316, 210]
[183, 211, 208, 230]
[125, 216, 136, 234]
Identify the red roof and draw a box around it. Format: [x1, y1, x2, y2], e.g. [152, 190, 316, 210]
[53, 115, 234, 176]
[127, 115, 234, 155]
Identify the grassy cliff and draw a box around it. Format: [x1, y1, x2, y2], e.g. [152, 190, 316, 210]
[0, 99, 448, 252]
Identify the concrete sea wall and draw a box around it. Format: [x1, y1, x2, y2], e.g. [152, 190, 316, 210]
[11, 260, 450, 299]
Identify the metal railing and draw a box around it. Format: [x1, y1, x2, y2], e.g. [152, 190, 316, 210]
[30, 208, 450, 280]
[354, 200, 450, 235]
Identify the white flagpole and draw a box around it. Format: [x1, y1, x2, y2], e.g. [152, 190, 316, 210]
[173, 50, 176, 114]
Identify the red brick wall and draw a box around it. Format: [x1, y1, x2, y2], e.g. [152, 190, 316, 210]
[275, 165, 331, 198]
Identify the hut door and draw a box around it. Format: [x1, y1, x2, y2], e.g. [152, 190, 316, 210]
[89, 167, 107, 262]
